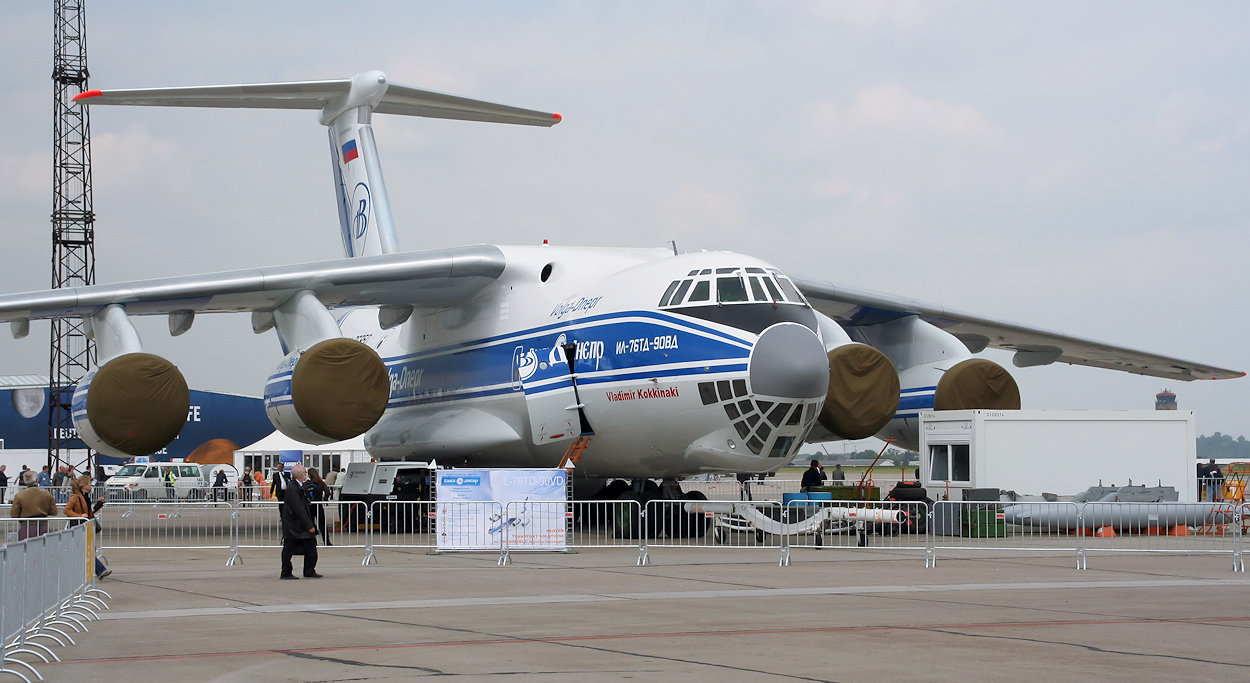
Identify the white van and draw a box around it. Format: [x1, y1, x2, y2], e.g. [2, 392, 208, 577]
[105, 462, 239, 501]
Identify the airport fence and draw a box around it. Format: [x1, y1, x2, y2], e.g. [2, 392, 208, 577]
[8, 499, 1243, 573]
[638, 500, 783, 565]
[925, 500, 1245, 571]
[928, 501, 1085, 568]
[103, 500, 235, 553]
[783, 500, 930, 565]
[1, 518, 110, 682]
[680, 477, 910, 502]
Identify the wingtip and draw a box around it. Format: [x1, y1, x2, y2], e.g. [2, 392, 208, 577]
[72, 89, 102, 102]
[1199, 370, 1246, 381]
[551, 112, 562, 124]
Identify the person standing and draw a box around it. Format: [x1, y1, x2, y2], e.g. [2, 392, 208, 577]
[0, 465, 8, 504]
[164, 467, 177, 499]
[304, 468, 333, 546]
[830, 464, 846, 483]
[11, 470, 58, 540]
[801, 459, 826, 493]
[63, 475, 111, 578]
[1204, 459, 1225, 501]
[270, 467, 288, 500]
[212, 468, 228, 503]
[37, 465, 52, 488]
[279, 465, 321, 580]
[271, 466, 290, 528]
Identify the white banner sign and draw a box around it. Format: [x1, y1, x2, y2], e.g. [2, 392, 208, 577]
[435, 469, 567, 551]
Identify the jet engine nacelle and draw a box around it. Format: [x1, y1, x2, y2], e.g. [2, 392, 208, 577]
[72, 352, 190, 458]
[812, 313, 901, 441]
[263, 337, 391, 445]
[858, 316, 1020, 450]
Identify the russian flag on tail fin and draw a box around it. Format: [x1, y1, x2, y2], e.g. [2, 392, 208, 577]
[341, 139, 359, 164]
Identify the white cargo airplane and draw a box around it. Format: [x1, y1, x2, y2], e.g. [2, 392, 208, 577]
[0, 71, 1241, 492]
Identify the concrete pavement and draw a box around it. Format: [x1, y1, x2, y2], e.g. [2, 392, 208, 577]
[26, 545, 1250, 680]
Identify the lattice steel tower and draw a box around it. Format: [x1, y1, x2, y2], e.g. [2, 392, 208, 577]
[50, 0, 96, 474]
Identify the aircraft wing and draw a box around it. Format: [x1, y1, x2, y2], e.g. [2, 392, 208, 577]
[793, 276, 1244, 382]
[0, 245, 505, 326]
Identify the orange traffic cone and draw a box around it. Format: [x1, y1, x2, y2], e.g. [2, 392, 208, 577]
[1094, 526, 1117, 537]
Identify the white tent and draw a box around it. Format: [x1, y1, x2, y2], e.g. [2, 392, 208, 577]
[234, 431, 372, 477]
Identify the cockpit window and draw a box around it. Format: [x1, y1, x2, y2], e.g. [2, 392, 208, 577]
[670, 280, 693, 305]
[775, 276, 805, 304]
[762, 277, 782, 303]
[658, 267, 808, 308]
[717, 276, 749, 303]
[659, 280, 681, 307]
[748, 277, 767, 302]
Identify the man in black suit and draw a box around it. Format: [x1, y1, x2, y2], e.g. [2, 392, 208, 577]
[279, 465, 322, 579]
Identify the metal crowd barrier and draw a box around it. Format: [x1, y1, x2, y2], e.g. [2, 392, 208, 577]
[783, 500, 928, 564]
[361, 500, 439, 565]
[499, 500, 643, 566]
[1, 519, 110, 682]
[51, 498, 1249, 573]
[1075, 501, 1243, 571]
[102, 500, 235, 552]
[928, 501, 1082, 568]
[641, 499, 782, 565]
[925, 500, 1244, 571]
[678, 478, 910, 502]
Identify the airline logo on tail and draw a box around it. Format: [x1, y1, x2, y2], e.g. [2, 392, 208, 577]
[352, 182, 370, 240]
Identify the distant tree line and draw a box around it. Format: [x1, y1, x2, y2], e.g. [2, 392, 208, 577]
[1197, 433, 1250, 460]
[822, 448, 919, 465]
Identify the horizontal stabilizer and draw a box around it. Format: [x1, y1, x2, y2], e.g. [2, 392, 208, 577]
[74, 70, 562, 127]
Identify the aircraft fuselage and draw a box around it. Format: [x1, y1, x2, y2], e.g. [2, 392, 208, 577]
[351, 244, 830, 478]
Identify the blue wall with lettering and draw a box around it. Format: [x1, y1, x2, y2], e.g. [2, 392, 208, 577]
[0, 387, 272, 463]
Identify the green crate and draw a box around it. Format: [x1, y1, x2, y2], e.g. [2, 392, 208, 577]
[814, 485, 879, 501]
[961, 508, 1007, 537]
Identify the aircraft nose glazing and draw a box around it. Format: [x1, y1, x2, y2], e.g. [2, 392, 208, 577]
[749, 323, 830, 400]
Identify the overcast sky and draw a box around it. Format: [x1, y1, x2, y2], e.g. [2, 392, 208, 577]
[0, 1, 1246, 441]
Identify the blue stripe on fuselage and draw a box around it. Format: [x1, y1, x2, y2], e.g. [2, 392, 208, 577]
[382, 310, 753, 407]
[894, 386, 936, 418]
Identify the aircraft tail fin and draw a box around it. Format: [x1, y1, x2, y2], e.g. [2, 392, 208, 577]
[75, 70, 561, 258]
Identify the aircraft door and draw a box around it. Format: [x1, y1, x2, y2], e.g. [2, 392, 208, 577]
[516, 334, 591, 445]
